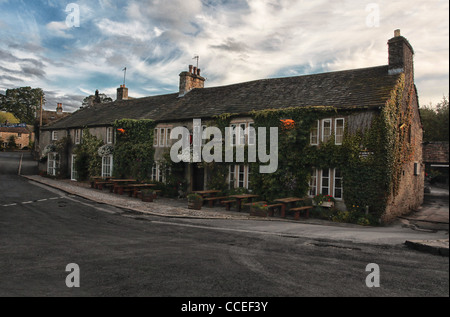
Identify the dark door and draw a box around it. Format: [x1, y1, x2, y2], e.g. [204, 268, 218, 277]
[193, 164, 204, 191]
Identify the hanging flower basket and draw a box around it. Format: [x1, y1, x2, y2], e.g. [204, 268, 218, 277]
[98, 144, 114, 157]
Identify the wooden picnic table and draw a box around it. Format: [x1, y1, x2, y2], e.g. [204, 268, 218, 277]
[110, 179, 137, 194]
[274, 197, 306, 218]
[228, 194, 259, 212]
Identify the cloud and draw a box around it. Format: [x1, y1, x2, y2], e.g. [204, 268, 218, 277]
[1, 0, 448, 110]
[46, 21, 73, 38]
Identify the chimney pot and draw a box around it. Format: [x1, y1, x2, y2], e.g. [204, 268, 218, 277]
[394, 29, 401, 37]
[193, 66, 197, 75]
[189, 65, 193, 73]
[197, 68, 201, 76]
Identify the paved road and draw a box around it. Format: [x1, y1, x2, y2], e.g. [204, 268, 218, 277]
[0, 153, 448, 298]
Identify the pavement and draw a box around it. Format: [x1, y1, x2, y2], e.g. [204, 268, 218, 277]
[22, 175, 449, 256]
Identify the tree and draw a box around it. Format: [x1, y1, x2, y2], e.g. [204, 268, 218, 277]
[420, 95, 449, 142]
[81, 90, 113, 108]
[0, 87, 45, 125]
[7, 135, 17, 150]
[0, 111, 20, 124]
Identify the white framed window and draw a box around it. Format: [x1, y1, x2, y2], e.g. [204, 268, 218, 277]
[309, 168, 318, 197]
[106, 127, 114, 144]
[321, 119, 332, 143]
[229, 165, 236, 189]
[335, 118, 345, 145]
[159, 128, 166, 147]
[166, 128, 172, 147]
[238, 165, 245, 188]
[321, 168, 330, 196]
[151, 162, 167, 183]
[334, 168, 343, 199]
[228, 165, 250, 189]
[47, 152, 59, 176]
[102, 155, 113, 178]
[154, 128, 172, 147]
[238, 123, 246, 145]
[230, 122, 255, 146]
[71, 155, 78, 181]
[153, 128, 159, 146]
[310, 120, 320, 145]
[51, 131, 58, 141]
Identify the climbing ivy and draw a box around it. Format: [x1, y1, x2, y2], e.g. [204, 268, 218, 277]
[73, 128, 103, 180]
[113, 119, 156, 180]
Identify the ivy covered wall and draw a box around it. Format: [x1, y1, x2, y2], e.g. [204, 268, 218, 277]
[113, 119, 156, 180]
[200, 73, 422, 222]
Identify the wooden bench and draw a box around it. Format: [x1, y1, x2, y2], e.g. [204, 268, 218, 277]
[289, 206, 314, 220]
[266, 204, 283, 217]
[221, 200, 237, 211]
[243, 201, 267, 206]
[203, 196, 228, 208]
[95, 181, 108, 190]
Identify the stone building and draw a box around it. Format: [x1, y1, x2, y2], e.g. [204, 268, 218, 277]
[39, 103, 71, 126]
[0, 125, 34, 150]
[38, 30, 424, 222]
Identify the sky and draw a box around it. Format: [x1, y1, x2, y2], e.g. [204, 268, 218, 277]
[0, 0, 448, 113]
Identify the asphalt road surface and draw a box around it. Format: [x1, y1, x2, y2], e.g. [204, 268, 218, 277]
[0, 152, 448, 299]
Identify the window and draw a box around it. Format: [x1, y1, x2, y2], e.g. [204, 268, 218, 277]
[334, 168, 343, 199]
[228, 165, 250, 189]
[52, 131, 58, 141]
[151, 162, 167, 182]
[106, 127, 114, 144]
[159, 128, 166, 147]
[230, 124, 237, 146]
[230, 122, 255, 146]
[102, 155, 113, 178]
[239, 123, 246, 145]
[74, 129, 81, 144]
[154, 129, 159, 146]
[166, 128, 172, 147]
[229, 165, 236, 189]
[310, 121, 319, 145]
[71, 155, 78, 181]
[47, 153, 59, 176]
[18, 133, 22, 138]
[248, 123, 256, 146]
[238, 165, 245, 188]
[154, 128, 172, 147]
[321, 168, 330, 195]
[335, 118, 345, 145]
[322, 119, 332, 143]
[247, 165, 251, 189]
[309, 169, 318, 196]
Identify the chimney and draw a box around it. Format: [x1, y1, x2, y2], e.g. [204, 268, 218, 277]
[117, 84, 129, 101]
[388, 29, 414, 77]
[179, 64, 205, 97]
[56, 103, 63, 114]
